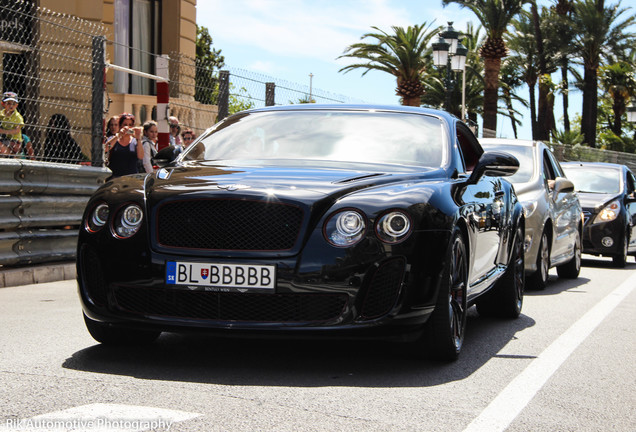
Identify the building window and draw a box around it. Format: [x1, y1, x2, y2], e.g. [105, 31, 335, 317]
[114, 0, 160, 95]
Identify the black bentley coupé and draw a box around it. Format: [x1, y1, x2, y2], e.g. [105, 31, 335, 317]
[78, 105, 525, 360]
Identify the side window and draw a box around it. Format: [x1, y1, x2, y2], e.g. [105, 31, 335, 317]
[546, 150, 565, 178]
[456, 125, 481, 173]
[542, 150, 556, 181]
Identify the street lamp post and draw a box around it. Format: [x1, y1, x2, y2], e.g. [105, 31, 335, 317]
[627, 102, 636, 124]
[432, 22, 467, 116]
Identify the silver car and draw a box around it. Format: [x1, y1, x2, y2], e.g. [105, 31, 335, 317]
[481, 139, 582, 289]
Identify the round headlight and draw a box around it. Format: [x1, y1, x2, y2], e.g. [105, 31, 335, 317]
[324, 210, 366, 247]
[86, 203, 109, 232]
[114, 204, 144, 238]
[376, 211, 412, 243]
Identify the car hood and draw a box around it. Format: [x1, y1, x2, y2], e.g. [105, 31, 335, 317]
[145, 160, 444, 202]
[576, 192, 620, 211]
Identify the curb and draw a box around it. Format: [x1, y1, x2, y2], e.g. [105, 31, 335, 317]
[0, 262, 76, 288]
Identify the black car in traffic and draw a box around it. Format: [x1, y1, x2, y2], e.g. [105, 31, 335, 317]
[561, 162, 636, 267]
[77, 105, 525, 360]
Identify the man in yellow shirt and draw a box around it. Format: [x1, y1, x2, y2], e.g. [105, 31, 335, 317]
[0, 91, 26, 156]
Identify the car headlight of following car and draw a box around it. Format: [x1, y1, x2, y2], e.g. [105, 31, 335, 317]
[86, 202, 109, 233]
[594, 199, 620, 223]
[324, 209, 366, 247]
[376, 211, 412, 244]
[113, 204, 144, 238]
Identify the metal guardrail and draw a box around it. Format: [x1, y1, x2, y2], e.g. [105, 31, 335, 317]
[0, 160, 110, 266]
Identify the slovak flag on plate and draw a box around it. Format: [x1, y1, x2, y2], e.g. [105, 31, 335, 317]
[201, 268, 209, 280]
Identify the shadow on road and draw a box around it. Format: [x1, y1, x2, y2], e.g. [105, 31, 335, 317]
[62, 308, 535, 388]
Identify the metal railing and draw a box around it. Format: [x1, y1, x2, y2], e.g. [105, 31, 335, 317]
[0, 160, 109, 266]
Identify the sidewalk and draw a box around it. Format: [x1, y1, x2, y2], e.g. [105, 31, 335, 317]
[0, 262, 76, 288]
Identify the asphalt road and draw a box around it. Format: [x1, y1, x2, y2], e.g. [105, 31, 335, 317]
[0, 256, 635, 432]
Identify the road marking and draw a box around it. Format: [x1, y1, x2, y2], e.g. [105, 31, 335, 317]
[1, 403, 201, 431]
[463, 271, 636, 432]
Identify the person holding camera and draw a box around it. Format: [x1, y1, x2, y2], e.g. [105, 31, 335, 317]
[104, 112, 144, 179]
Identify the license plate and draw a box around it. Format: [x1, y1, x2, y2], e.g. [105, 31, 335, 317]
[166, 261, 276, 291]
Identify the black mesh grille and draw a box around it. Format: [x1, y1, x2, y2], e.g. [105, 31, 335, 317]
[360, 258, 406, 319]
[156, 199, 303, 251]
[113, 286, 348, 323]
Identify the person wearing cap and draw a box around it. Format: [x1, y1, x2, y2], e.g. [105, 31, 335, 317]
[0, 91, 26, 156]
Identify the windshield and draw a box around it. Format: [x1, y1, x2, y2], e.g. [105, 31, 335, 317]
[182, 110, 448, 168]
[561, 166, 621, 194]
[481, 144, 534, 183]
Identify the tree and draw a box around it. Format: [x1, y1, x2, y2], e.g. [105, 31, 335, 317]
[570, 0, 636, 147]
[599, 61, 636, 138]
[506, 12, 539, 138]
[195, 25, 225, 105]
[338, 23, 438, 106]
[443, 0, 529, 137]
[499, 58, 528, 138]
[551, 0, 576, 132]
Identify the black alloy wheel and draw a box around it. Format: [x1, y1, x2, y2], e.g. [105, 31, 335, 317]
[557, 228, 582, 278]
[528, 231, 550, 290]
[419, 227, 468, 361]
[612, 231, 629, 268]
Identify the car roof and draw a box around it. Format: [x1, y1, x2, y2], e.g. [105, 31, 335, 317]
[243, 103, 458, 122]
[561, 161, 626, 171]
[479, 138, 545, 148]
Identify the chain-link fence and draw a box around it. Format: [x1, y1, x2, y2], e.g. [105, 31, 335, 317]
[0, 0, 104, 165]
[166, 53, 367, 139]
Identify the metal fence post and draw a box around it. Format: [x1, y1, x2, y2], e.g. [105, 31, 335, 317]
[265, 82, 276, 106]
[217, 70, 230, 121]
[91, 36, 105, 167]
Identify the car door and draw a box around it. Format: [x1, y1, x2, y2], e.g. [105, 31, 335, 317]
[624, 169, 636, 252]
[546, 150, 579, 262]
[455, 125, 505, 290]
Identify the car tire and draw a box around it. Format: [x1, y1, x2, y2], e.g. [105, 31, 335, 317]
[418, 227, 468, 361]
[557, 229, 582, 279]
[476, 225, 524, 319]
[612, 232, 629, 268]
[83, 314, 161, 345]
[527, 231, 550, 290]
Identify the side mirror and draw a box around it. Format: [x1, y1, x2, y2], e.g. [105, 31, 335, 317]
[553, 177, 575, 194]
[468, 151, 519, 183]
[151, 158, 171, 168]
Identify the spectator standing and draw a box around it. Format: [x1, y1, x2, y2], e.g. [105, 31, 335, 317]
[104, 112, 144, 179]
[169, 116, 182, 148]
[139, 120, 158, 173]
[43, 114, 85, 163]
[0, 91, 24, 156]
[105, 115, 119, 139]
[181, 129, 196, 149]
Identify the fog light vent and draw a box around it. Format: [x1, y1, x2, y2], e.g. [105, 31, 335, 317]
[601, 236, 614, 247]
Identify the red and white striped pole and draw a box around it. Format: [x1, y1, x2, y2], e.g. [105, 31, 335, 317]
[156, 55, 170, 151]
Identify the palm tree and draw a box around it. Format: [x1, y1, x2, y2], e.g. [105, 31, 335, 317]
[506, 13, 539, 138]
[442, 0, 529, 137]
[338, 23, 438, 106]
[570, 0, 636, 147]
[599, 61, 636, 138]
[499, 58, 528, 138]
[551, 0, 575, 131]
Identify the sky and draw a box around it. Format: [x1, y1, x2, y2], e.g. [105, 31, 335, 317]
[194, 0, 593, 140]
